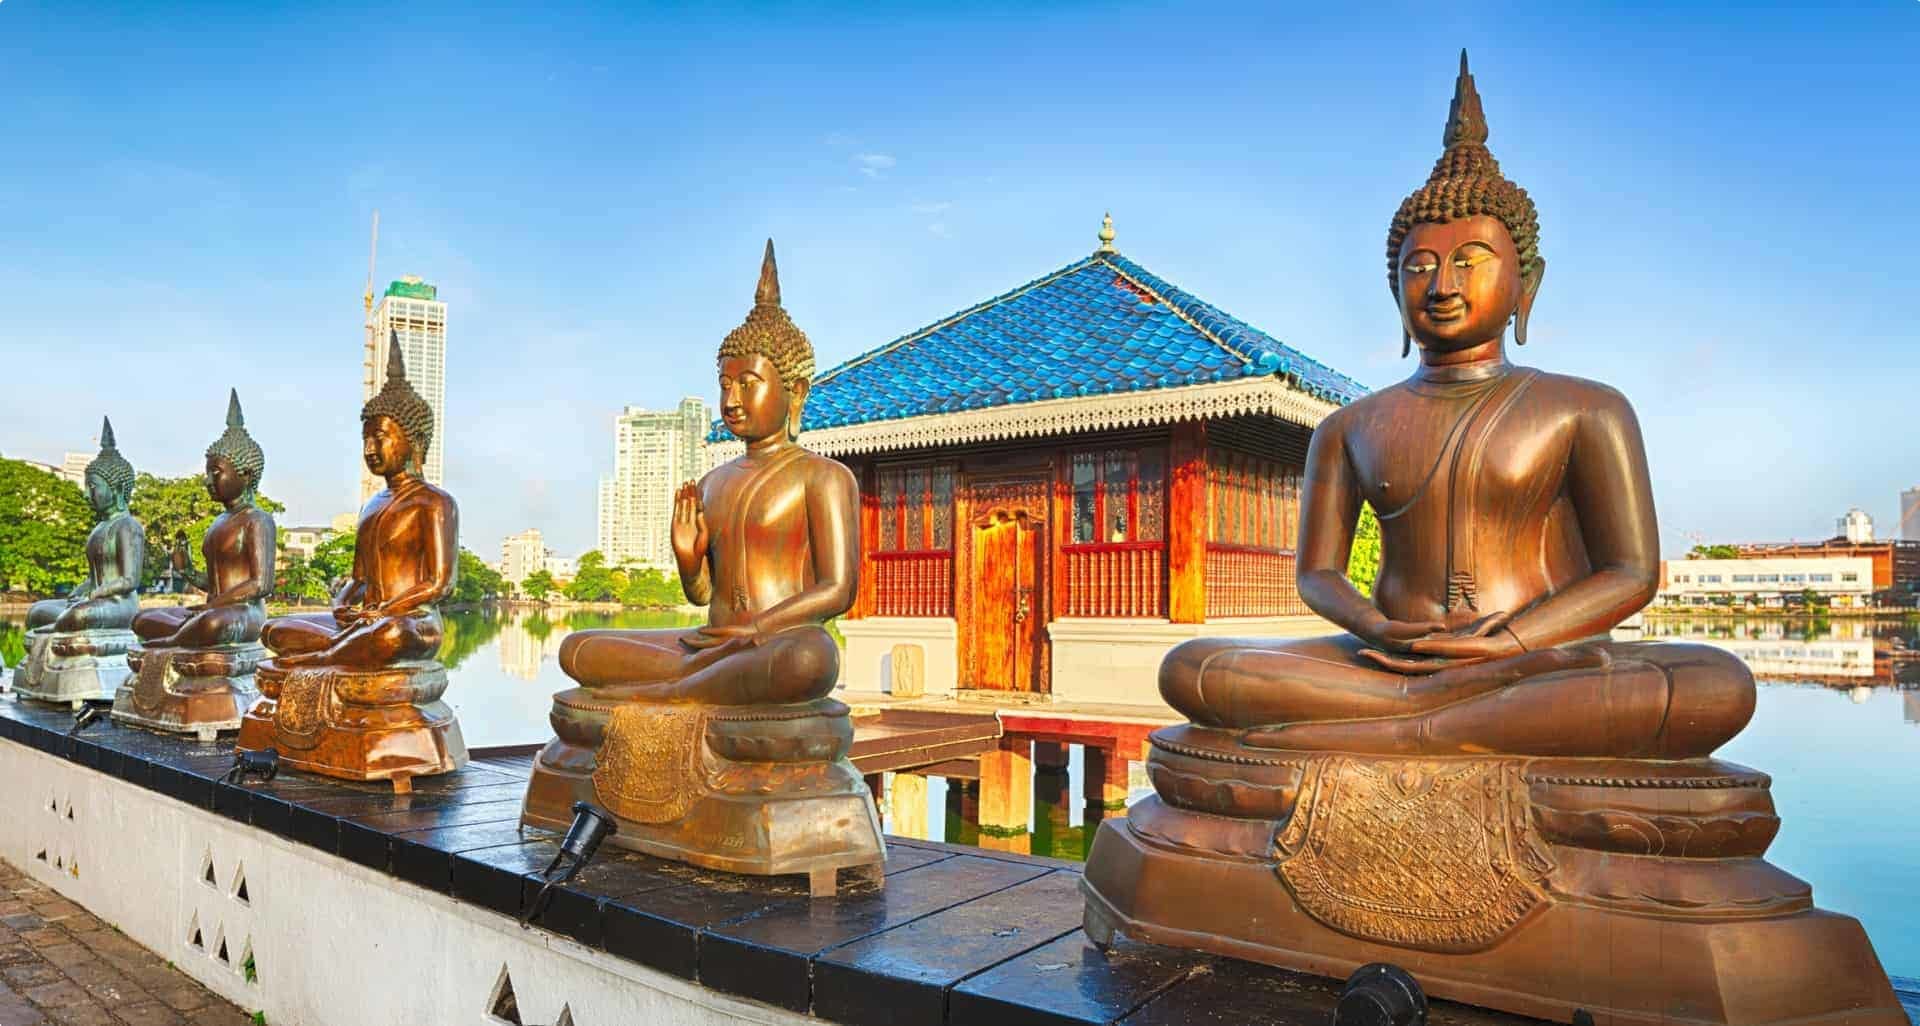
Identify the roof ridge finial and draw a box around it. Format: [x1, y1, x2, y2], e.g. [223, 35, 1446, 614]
[385, 327, 408, 381]
[756, 239, 781, 307]
[1444, 48, 1490, 151]
[226, 388, 244, 429]
[1097, 212, 1117, 253]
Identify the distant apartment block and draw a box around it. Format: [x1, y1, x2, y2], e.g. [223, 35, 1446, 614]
[595, 398, 710, 569]
[361, 276, 447, 504]
[58, 452, 90, 485]
[1903, 487, 1920, 541]
[280, 526, 334, 566]
[501, 528, 549, 587]
[1660, 555, 1876, 608]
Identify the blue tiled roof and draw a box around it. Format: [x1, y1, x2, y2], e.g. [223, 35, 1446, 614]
[709, 250, 1367, 442]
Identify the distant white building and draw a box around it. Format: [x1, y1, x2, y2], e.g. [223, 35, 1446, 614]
[1659, 555, 1875, 608]
[1838, 508, 1874, 545]
[595, 398, 710, 569]
[57, 453, 90, 485]
[501, 529, 548, 587]
[280, 526, 333, 566]
[542, 555, 578, 582]
[361, 276, 448, 505]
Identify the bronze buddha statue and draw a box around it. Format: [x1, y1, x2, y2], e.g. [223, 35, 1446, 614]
[1080, 53, 1904, 1025]
[235, 340, 466, 790]
[113, 391, 276, 739]
[521, 242, 883, 895]
[15, 418, 146, 708]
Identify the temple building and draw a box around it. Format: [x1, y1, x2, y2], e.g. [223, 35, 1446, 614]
[712, 219, 1366, 706]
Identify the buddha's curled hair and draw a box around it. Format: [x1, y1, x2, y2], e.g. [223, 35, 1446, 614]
[85, 416, 136, 497]
[362, 332, 435, 463]
[716, 239, 816, 392]
[206, 389, 266, 486]
[1386, 51, 1542, 294]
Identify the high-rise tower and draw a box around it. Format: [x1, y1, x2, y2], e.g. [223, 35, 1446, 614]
[360, 275, 448, 504]
[595, 397, 711, 568]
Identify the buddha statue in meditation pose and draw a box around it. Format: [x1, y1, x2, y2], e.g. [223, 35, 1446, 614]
[16, 418, 146, 707]
[521, 242, 883, 895]
[114, 391, 278, 738]
[1081, 53, 1903, 1026]
[236, 340, 465, 789]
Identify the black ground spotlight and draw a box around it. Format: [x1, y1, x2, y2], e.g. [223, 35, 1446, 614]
[1332, 963, 1428, 1026]
[223, 747, 280, 785]
[67, 703, 108, 735]
[520, 801, 618, 928]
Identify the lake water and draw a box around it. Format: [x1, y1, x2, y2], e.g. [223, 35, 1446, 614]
[5, 608, 1917, 977]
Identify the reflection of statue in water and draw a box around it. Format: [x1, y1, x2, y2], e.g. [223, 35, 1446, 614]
[15, 418, 146, 707]
[522, 242, 883, 895]
[236, 339, 466, 790]
[114, 391, 277, 738]
[1082, 53, 1904, 1025]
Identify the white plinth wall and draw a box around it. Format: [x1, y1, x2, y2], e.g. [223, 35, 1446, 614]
[0, 741, 814, 1026]
[1047, 615, 1329, 706]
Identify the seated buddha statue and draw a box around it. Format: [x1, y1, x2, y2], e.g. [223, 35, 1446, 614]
[16, 418, 146, 707]
[522, 242, 882, 895]
[113, 391, 276, 738]
[1081, 54, 1904, 1025]
[235, 340, 466, 789]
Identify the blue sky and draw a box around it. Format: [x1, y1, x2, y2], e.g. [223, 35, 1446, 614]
[1, 2, 1915, 558]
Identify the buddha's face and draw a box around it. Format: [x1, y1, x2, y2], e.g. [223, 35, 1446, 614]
[204, 454, 247, 505]
[719, 353, 802, 444]
[84, 474, 117, 514]
[1396, 215, 1531, 353]
[362, 415, 413, 476]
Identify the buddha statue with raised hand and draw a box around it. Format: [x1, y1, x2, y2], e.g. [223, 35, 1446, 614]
[1081, 53, 1904, 1025]
[16, 417, 146, 707]
[522, 241, 883, 895]
[114, 390, 277, 739]
[236, 339, 466, 790]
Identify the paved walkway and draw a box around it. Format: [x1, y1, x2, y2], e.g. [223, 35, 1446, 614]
[0, 860, 250, 1026]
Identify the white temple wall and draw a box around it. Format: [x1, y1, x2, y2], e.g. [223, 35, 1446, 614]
[1046, 615, 1329, 708]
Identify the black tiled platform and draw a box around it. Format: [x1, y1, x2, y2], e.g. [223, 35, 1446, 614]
[0, 695, 1552, 1025]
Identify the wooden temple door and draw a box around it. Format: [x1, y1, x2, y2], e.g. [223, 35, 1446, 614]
[965, 477, 1048, 693]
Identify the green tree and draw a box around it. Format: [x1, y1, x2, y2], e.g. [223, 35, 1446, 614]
[1346, 503, 1383, 599]
[0, 458, 93, 594]
[451, 548, 504, 606]
[308, 533, 356, 585]
[1688, 543, 1740, 560]
[565, 549, 622, 602]
[275, 558, 330, 605]
[620, 567, 682, 608]
[128, 472, 285, 587]
[521, 569, 556, 601]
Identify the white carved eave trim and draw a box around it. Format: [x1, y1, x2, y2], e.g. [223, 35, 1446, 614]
[708, 376, 1339, 462]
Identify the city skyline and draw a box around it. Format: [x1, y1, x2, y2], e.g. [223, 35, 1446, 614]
[0, 3, 1915, 556]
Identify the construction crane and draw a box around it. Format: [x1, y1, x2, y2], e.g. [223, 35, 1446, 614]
[362, 210, 380, 396]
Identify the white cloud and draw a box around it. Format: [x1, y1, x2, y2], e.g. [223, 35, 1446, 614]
[910, 201, 951, 215]
[927, 222, 950, 238]
[855, 153, 896, 178]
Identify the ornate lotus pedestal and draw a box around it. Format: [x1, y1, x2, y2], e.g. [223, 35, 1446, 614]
[1081, 724, 1906, 1026]
[235, 659, 467, 792]
[13, 627, 135, 708]
[522, 695, 885, 897]
[111, 643, 263, 741]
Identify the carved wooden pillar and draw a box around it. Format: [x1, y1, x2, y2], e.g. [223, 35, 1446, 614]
[1049, 449, 1072, 620]
[1168, 420, 1209, 624]
[851, 458, 878, 619]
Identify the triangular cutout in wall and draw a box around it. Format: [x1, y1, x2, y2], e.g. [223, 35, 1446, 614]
[487, 964, 524, 1025]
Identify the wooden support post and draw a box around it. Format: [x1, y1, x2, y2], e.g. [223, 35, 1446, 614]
[1083, 745, 1131, 825]
[1168, 420, 1209, 624]
[852, 458, 878, 619]
[976, 737, 1032, 854]
[887, 772, 928, 840]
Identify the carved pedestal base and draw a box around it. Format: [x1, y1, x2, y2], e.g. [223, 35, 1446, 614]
[13, 627, 134, 708]
[1080, 726, 1905, 1026]
[522, 697, 885, 896]
[111, 643, 263, 741]
[235, 659, 467, 791]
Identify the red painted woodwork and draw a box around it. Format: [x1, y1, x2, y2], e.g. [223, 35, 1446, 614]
[873, 551, 954, 617]
[1167, 421, 1208, 623]
[1204, 544, 1309, 617]
[1062, 542, 1165, 617]
[851, 458, 879, 619]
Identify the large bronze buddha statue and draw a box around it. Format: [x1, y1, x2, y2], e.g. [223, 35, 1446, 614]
[235, 340, 466, 790]
[113, 391, 276, 739]
[1081, 54, 1904, 1025]
[15, 418, 145, 708]
[521, 242, 883, 895]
